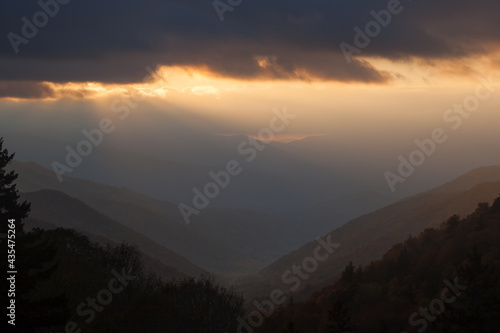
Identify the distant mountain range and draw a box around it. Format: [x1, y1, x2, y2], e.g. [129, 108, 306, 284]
[22, 189, 203, 280]
[8, 151, 500, 304]
[9, 149, 394, 276]
[12, 160, 297, 275]
[3, 132, 360, 214]
[239, 166, 500, 301]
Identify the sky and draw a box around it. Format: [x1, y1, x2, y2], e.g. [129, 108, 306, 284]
[1, 0, 499, 179]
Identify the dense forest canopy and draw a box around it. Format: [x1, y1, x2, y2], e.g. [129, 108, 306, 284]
[256, 198, 500, 332]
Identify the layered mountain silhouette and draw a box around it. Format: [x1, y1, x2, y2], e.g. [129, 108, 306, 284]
[240, 166, 500, 301]
[3, 132, 358, 214]
[9, 156, 500, 304]
[11, 160, 303, 275]
[22, 189, 203, 279]
[256, 197, 500, 332]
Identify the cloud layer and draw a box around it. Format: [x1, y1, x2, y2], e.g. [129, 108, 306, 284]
[0, 0, 499, 95]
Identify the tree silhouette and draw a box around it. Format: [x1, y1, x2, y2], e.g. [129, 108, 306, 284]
[0, 138, 30, 229]
[119, 274, 245, 332]
[438, 246, 499, 333]
[341, 262, 355, 284]
[0, 138, 68, 332]
[327, 299, 356, 333]
[283, 318, 301, 333]
[490, 194, 500, 214]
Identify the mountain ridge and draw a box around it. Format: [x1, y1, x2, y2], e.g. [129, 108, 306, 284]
[238, 166, 500, 301]
[21, 189, 204, 278]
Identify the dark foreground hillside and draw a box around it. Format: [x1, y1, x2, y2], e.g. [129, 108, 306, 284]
[255, 197, 500, 333]
[1, 139, 244, 333]
[2, 227, 245, 333]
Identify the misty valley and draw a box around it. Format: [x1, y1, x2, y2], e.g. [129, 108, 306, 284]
[1, 0, 500, 332]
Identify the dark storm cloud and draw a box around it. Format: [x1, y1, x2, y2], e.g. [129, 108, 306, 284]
[0, 81, 55, 99]
[0, 0, 498, 88]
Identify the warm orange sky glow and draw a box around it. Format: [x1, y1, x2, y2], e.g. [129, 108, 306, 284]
[1, 56, 499, 142]
[4, 53, 499, 102]
[2, 0, 500, 203]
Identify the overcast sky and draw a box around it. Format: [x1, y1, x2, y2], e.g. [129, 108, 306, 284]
[1, 0, 499, 179]
[1, 0, 499, 90]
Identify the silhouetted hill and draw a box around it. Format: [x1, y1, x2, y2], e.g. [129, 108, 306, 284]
[11, 160, 300, 275]
[22, 189, 203, 279]
[3, 132, 356, 214]
[430, 165, 500, 193]
[256, 197, 500, 332]
[241, 166, 500, 301]
[289, 191, 395, 239]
